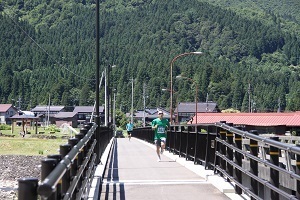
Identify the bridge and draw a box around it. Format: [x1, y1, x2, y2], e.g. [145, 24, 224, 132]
[18, 122, 300, 200]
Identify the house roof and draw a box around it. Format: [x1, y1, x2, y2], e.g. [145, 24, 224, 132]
[31, 106, 65, 112]
[10, 113, 38, 120]
[0, 104, 16, 112]
[126, 108, 170, 119]
[192, 112, 300, 127]
[73, 106, 104, 113]
[174, 102, 220, 113]
[54, 112, 77, 118]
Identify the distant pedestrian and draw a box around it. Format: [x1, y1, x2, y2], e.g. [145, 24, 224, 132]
[152, 110, 169, 162]
[126, 121, 133, 141]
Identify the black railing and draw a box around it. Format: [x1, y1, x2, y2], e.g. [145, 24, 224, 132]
[18, 123, 113, 200]
[132, 122, 300, 200]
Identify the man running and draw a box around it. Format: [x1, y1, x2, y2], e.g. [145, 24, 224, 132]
[152, 110, 169, 162]
[126, 121, 133, 141]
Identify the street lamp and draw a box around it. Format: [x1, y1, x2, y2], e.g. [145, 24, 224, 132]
[170, 52, 203, 124]
[162, 88, 178, 124]
[176, 75, 198, 124]
[105, 64, 116, 126]
[113, 89, 117, 130]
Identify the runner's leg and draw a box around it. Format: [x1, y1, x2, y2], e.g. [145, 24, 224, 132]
[155, 139, 161, 161]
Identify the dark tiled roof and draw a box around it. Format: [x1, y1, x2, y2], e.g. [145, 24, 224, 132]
[175, 102, 220, 113]
[31, 106, 65, 112]
[54, 112, 77, 118]
[73, 106, 104, 113]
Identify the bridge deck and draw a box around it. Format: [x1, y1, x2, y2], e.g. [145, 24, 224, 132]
[91, 137, 246, 200]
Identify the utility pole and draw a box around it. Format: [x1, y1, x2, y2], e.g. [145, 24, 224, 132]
[17, 96, 22, 110]
[143, 83, 147, 127]
[131, 78, 134, 124]
[47, 94, 50, 127]
[104, 68, 108, 126]
[248, 83, 251, 113]
[113, 90, 116, 130]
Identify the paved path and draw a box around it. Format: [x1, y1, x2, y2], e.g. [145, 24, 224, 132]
[95, 138, 246, 200]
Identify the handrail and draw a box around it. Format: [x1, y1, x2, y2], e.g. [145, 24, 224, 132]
[38, 123, 98, 198]
[18, 123, 114, 200]
[132, 122, 300, 199]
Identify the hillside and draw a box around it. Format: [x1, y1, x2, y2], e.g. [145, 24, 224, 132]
[0, 0, 299, 113]
[200, 0, 300, 34]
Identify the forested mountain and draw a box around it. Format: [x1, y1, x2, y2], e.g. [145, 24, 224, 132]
[0, 0, 299, 113]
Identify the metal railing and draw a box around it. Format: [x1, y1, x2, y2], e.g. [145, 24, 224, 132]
[18, 123, 113, 200]
[132, 122, 300, 200]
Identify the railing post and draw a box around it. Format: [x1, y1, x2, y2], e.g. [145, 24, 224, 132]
[47, 154, 62, 199]
[249, 130, 259, 199]
[270, 137, 279, 200]
[194, 125, 200, 164]
[205, 125, 215, 169]
[186, 126, 191, 160]
[296, 144, 300, 199]
[75, 132, 85, 166]
[179, 126, 184, 157]
[60, 144, 72, 196]
[219, 121, 227, 175]
[80, 127, 89, 157]
[18, 178, 39, 200]
[234, 126, 243, 194]
[68, 138, 79, 178]
[41, 158, 58, 200]
[173, 126, 178, 154]
[226, 123, 234, 181]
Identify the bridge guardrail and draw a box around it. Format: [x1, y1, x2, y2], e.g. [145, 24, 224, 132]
[18, 123, 113, 200]
[132, 122, 300, 200]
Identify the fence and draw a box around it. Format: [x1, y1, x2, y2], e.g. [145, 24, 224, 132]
[18, 123, 113, 200]
[132, 122, 300, 200]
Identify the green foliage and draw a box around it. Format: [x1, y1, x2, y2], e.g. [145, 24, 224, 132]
[45, 125, 60, 132]
[0, 0, 299, 115]
[0, 124, 11, 130]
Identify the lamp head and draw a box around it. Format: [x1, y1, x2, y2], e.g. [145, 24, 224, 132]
[192, 51, 203, 55]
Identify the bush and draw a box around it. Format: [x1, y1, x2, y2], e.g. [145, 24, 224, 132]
[0, 124, 11, 130]
[45, 125, 60, 132]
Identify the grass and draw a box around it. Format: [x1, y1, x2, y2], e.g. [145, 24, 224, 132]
[0, 137, 67, 155]
[0, 126, 75, 156]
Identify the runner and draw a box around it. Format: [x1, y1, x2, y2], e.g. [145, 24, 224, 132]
[151, 110, 169, 161]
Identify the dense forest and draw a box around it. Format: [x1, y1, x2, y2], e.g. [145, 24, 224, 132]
[0, 0, 299, 113]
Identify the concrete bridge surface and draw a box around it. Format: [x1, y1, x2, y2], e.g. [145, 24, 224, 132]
[88, 137, 249, 200]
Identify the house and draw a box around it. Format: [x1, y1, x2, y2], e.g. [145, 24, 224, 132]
[174, 102, 221, 123]
[126, 108, 170, 126]
[73, 106, 105, 125]
[54, 112, 78, 128]
[31, 105, 65, 125]
[0, 104, 18, 125]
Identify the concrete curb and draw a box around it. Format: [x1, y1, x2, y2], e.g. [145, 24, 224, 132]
[88, 137, 115, 200]
[134, 138, 250, 200]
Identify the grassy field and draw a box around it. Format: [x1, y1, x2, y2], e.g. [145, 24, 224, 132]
[0, 126, 74, 156]
[0, 137, 67, 155]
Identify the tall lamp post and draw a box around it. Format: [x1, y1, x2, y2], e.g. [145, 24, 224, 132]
[105, 64, 116, 126]
[170, 52, 203, 124]
[176, 75, 198, 124]
[162, 88, 178, 124]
